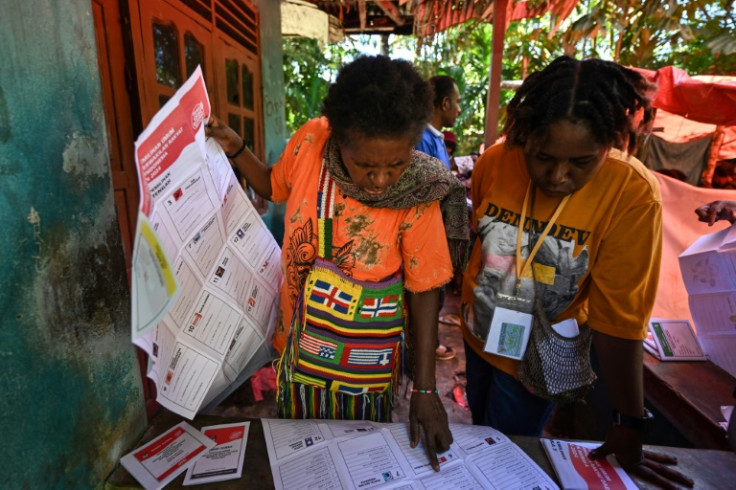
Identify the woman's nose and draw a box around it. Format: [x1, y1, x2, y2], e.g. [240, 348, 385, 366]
[371, 171, 389, 188]
[548, 163, 569, 185]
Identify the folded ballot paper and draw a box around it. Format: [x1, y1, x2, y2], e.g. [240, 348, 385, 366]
[679, 224, 736, 377]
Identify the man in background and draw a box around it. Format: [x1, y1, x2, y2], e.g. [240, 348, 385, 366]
[416, 76, 460, 170]
[416, 75, 461, 360]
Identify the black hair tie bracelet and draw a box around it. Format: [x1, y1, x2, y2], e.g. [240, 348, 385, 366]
[226, 139, 247, 159]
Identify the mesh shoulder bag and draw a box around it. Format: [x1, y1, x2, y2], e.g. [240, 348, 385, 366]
[517, 289, 597, 403]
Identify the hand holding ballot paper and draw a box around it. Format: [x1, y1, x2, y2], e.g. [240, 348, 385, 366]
[130, 67, 281, 419]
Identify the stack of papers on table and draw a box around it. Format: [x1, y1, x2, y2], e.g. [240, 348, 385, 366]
[643, 318, 707, 361]
[262, 419, 559, 489]
[679, 225, 736, 377]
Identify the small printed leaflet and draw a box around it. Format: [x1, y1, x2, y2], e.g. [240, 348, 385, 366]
[183, 421, 250, 485]
[120, 422, 216, 490]
[540, 438, 638, 490]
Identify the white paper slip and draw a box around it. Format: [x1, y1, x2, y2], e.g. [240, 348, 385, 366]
[722, 405, 734, 423]
[120, 421, 215, 490]
[551, 318, 579, 338]
[183, 421, 249, 485]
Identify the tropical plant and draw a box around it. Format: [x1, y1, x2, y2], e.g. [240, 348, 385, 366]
[282, 38, 332, 132]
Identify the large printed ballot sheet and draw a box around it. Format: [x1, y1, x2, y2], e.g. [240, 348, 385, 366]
[262, 419, 558, 490]
[679, 224, 736, 378]
[130, 67, 282, 419]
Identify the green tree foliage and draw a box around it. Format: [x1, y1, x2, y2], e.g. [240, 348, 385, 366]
[282, 38, 333, 132]
[556, 0, 736, 72]
[282, 0, 735, 150]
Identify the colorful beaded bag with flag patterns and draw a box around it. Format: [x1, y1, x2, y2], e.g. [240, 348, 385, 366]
[277, 162, 405, 421]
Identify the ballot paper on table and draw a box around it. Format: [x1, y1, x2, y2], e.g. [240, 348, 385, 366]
[183, 421, 249, 485]
[540, 439, 637, 490]
[645, 318, 707, 361]
[679, 224, 736, 377]
[261, 419, 559, 490]
[129, 67, 282, 419]
[120, 422, 215, 490]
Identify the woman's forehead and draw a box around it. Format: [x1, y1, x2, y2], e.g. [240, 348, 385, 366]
[527, 119, 602, 152]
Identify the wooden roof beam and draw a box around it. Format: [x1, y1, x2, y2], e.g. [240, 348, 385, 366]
[359, 0, 367, 31]
[376, 1, 405, 26]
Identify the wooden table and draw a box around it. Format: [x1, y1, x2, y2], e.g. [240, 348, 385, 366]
[106, 412, 736, 489]
[643, 352, 735, 450]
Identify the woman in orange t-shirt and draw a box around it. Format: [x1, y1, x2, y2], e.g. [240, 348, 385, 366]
[206, 55, 468, 471]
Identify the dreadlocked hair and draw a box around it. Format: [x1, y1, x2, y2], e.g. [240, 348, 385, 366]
[322, 55, 432, 146]
[503, 56, 655, 154]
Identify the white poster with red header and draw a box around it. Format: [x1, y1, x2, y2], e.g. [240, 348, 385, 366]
[130, 66, 281, 419]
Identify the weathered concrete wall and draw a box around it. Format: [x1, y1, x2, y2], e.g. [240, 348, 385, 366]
[0, 1, 147, 487]
[256, 0, 287, 244]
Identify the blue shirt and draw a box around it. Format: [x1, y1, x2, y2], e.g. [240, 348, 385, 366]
[416, 125, 451, 169]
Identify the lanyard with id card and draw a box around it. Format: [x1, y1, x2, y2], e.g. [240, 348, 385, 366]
[483, 183, 570, 360]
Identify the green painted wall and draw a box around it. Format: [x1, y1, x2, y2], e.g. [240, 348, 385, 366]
[0, 1, 147, 488]
[256, 0, 288, 245]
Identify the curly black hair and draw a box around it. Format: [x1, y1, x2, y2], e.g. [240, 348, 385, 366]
[322, 55, 432, 146]
[503, 56, 655, 154]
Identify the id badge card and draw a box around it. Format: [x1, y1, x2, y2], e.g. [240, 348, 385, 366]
[483, 293, 533, 360]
